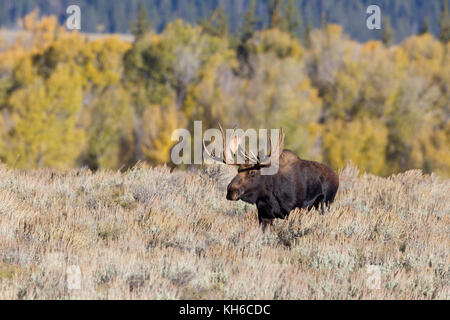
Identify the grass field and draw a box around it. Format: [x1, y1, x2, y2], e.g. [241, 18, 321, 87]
[0, 162, 448, 299]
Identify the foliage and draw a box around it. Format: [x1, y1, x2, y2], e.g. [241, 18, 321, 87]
[0, 13, 131, 169]
[381, 18, 395, 47]
[0, 164, 448, 299]
[0, 11, 449, 178]
[323, 119, 388, 175]
[439, 0, 450, 43]
[1, 0, 448, 43]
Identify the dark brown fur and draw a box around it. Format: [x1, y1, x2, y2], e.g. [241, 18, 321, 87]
[226, 150, 339, 230]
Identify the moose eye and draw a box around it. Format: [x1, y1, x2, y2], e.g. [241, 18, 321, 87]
[249, 170, 256, 178]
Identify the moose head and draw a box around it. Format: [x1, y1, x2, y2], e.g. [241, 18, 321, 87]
[203, 125, 285, 204]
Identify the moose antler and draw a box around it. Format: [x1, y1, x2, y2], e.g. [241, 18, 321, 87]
[203, 125, 284, 166]
[203, 123, 240, 164]
[241, 128, 284, 166]
[202, 136, 225, 163]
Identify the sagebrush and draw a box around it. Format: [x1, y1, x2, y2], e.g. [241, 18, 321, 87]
[0, 163, 448, 299]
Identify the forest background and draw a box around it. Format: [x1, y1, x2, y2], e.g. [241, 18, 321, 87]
[0, 0, 449, 177]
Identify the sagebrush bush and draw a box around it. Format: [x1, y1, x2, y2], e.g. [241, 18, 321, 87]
[0, 163, 448, 299]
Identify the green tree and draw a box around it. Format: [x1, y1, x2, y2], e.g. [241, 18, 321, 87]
[237, 0, 258, 76]
[284, 0, 302, 37]
[304, 21, 312, 48]
[320, 11, 327, 29]
[83, 87, 134, 170]
[381, 18, 395, 46]
[132, 1, 151, 40]
[216, 6, 229, 37]
[199, 6, 229, 37]
[419, 17, 430, 35]
[241, 0, 257, 41]
[439, 0, 450, 43]
[269, 0, 284, 29]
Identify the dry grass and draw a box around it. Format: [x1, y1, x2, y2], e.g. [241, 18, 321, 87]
[0, 162, 448, 299]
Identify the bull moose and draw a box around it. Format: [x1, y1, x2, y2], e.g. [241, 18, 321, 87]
[204, 126, 339, 230]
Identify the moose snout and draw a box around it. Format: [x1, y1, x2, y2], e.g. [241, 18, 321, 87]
[226, 185, 241, 201]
